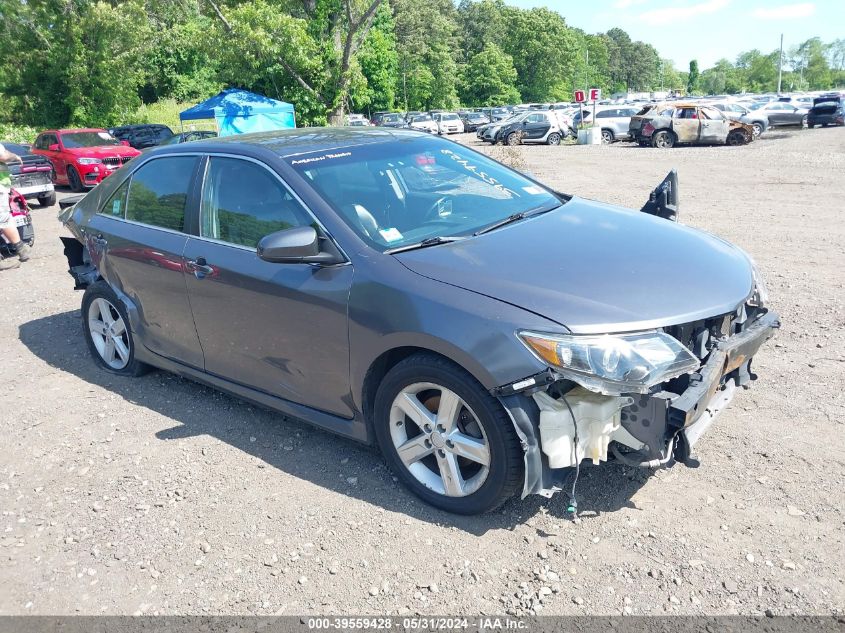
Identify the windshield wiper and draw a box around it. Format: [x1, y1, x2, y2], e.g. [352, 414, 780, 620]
[385, 235, 466, 254]
[473, 203, 562, 236]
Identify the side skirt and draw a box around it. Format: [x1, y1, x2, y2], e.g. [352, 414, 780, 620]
[134, 346, 371, 444]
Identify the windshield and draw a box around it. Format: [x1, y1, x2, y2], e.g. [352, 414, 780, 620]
[748, 102, 766, 110]
[381, 114, 402, 123]
[287, 138, 562, 252]
[412, 115, 432, 122]
[62, 131, 120, 148]
[441, 114, 459, 121]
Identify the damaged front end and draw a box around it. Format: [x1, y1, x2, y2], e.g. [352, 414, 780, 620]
[498, 304, 779, 499]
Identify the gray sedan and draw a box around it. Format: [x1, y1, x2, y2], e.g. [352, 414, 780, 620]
[59, 128, 779, 514]
[748, 101, 809, 127]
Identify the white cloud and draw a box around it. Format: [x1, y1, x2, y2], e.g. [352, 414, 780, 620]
[752, 2, 815, 20]
[613, 0, 648, 8]
[639, 0, 731, 25]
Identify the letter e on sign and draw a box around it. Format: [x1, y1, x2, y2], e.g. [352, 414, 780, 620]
[574, 90, 586, 103]
[589, 88, 601, 101]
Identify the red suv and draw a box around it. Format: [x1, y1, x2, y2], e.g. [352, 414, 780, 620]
[32, 128, 141, 192]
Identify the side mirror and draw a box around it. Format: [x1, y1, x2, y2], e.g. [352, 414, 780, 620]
[257, 226, 342, 265]
[48, 143, 60, 152]
[120, 140, 130, 146]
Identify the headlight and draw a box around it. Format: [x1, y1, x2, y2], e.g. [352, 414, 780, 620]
[518, 330, 700, 395]
[77, 157, 102, 165]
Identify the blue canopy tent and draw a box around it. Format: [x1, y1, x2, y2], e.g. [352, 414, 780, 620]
[179, 89, 296, 136]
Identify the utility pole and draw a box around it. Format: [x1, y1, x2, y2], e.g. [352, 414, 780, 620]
[583, 47, 589, 94]
[777, 33, 784, 94]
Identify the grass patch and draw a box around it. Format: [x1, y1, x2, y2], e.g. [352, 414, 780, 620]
[130, 99, 217, 132]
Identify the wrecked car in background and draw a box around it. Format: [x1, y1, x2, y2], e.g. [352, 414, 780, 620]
[629, 103, 755, 148]
[58, 128, 779, 515]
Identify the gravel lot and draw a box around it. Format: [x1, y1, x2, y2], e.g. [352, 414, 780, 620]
[1, 127, 843, 617]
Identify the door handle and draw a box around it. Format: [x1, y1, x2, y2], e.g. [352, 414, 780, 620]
[186, 257, 214, 277]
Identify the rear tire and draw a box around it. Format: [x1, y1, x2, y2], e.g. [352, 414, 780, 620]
[38, 192, 56, 207]
[373, 353, 523, 514]
[67, 166, 84, 193]
[81, 281, 150, 377]
[546, 132, 561, 146]
[651, 130, 675, 148]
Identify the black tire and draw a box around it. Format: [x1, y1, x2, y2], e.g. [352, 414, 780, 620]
[67, 166, 84, 193]
[546, 132, 561, 146]
[38, 191, 57, 207]
[727, 129, 749, 146]
[505, 131, 521, 146]
[651, 130, 675, 148]
[373, 353, 524, 514]
[601, 129, 614, 144]
[751, 122, 764, 138]
[81, 281, 150, 377]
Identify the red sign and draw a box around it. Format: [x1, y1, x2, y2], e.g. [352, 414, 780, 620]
[574, 90, 586, 103]
[589, 88, 601, 101]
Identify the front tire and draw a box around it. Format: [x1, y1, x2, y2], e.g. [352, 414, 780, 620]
[801, 114, 808, 127]
[505, 131, 521, 146]
[601, 129, 614, 144]
[751, 122, 764, 138]
[373, 354, 524, 514]
[67, 166, 84, 193]
[81, 281, 150, 376]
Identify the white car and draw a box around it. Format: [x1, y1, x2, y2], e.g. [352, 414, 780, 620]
[433, 113, 465, 135]
[408, 114, 438, 134]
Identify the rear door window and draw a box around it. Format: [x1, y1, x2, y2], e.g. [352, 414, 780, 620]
[200, 157, 313, 248]
[125, 157, 197, 232]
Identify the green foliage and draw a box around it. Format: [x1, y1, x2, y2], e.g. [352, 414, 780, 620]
[687, 60, 700, 94]
[0, 1, 841, 130]
[460, 44, 520, 106]
[0, 123, 40, 145]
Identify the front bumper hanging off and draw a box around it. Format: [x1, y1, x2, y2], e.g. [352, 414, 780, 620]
[497, 309, 780, 499]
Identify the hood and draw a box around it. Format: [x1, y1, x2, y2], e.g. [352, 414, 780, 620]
[67, 145, 140, 158]
[395, 198, 753, 334]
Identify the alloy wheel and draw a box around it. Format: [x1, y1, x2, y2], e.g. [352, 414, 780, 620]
[87, 297, 131, 370]
[389, 382, 490, 497]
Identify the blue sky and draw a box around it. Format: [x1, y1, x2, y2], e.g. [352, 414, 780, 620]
[506, 0, 841, 70]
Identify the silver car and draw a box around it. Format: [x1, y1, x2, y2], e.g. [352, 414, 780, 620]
[574, 105, 642, 143]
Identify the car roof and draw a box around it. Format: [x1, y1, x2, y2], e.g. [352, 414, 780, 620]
[151, 127, 433, 159]
[54, 128, 108, 134]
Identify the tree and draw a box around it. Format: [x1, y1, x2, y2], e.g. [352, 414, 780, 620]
[457, 0, 507, 61]
[687, 59, 699, 94]
[206, 0, 385, 124]
[501, 7, 578, 101]
[357, 3, 400, 113]
[460, 44, 520, 106]
[392, 0, 460, 110]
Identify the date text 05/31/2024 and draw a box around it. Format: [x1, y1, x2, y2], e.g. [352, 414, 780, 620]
[306, 617, 528, 630]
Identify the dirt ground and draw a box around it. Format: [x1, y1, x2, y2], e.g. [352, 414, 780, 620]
[1, 127, 843, 617]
